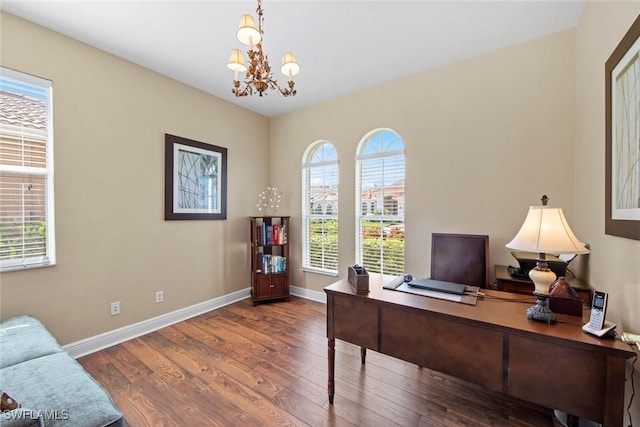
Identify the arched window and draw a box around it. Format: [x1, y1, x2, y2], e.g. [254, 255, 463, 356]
[356, 129, 405, 275]
[302, 141, 339, 274]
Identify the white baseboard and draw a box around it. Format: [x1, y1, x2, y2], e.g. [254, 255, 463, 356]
[64, 287, 251, 358]
[290, 285, 326, 303]
[64, 285, 327, 359]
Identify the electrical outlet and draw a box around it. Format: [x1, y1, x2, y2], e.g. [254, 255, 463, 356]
[110, 301, 120, 316]
[155, 291, 164, 304]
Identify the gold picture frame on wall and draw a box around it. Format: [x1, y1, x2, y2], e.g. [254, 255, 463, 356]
[605, 14, 640, 241]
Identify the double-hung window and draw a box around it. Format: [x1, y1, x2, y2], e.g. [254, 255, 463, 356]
[0, 68, 55, 271]
[356, 129, 405, 275]
[302, 141, 338, 274]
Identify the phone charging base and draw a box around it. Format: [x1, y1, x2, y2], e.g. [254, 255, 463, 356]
[582, 321, 616, 338]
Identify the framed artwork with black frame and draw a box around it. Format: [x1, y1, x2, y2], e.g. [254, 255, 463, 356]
[605, 14, 640, 240]
[165, 133, 227, 220]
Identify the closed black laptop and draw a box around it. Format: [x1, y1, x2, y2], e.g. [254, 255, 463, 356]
[407, 278, 466, 295]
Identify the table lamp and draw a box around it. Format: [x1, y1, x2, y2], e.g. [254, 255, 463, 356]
[506, 195, 590, 323]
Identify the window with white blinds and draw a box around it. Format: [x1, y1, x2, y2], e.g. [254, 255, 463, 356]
[0, 68, 55, 271]
[302, 141, 338, 275]
[356, 129, 405, 275]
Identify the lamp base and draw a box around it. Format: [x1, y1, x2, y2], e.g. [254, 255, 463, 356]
[526, 292, 557, 324]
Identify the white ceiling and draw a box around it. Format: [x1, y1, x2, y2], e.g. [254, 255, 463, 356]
[2, 1, 586, 118]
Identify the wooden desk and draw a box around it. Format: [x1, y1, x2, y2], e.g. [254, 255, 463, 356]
[325, 274, 635, 426]
[494, 264, 592, 306]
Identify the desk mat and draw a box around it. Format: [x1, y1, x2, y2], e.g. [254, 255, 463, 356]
[394, 282, 479, 306]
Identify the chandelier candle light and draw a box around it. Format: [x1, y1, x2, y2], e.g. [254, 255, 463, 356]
[227, 0, 300, 97]
[505, 195, 590, 324]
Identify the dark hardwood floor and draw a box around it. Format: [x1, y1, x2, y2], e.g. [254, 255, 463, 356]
[79, 296, 564, 426]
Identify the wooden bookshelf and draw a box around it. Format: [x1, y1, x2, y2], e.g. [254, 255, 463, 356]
[250, 216, 290, 305]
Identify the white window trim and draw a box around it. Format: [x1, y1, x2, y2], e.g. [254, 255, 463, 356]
[355, 128, 405, 275]
[0, 67, 55, 272]
[302, 141, 339, 276]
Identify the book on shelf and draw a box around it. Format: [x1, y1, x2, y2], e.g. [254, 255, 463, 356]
[261, 254, 287, 274]
[256, 222, 287, 246]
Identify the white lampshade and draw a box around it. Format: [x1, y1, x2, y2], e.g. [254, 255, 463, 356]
[227, 49, 247, 72]
[507, 205, 589, 297]
[280, 52, 300, 79]
[506, 206, 590, 255]
[236, 14, 262, 46]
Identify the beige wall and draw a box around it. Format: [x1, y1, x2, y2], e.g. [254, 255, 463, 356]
[575, 2, 640, 424]
[575, 0, 640, 333]
[271, 28, 579, 293]
[0, 12, 269, 344]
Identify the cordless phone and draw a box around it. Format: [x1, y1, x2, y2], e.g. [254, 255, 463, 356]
[582, 290, 616, 337]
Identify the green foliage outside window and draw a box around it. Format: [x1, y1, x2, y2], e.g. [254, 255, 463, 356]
[360, 221, 404, 275]
[361, 240, 405, 275]
[0, 221, 46, 260]
[308, 219, 338, 270]
[308, 219, 405, 274]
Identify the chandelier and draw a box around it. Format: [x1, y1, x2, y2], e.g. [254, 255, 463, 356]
[227, 0, 300, 98]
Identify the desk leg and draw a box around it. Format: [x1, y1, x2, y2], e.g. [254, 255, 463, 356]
[328, 338, 335, 405]
[361, 347, 366, 364]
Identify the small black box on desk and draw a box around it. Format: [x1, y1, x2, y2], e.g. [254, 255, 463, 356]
[549, 297, 583, 317]
[348, 265, 369, 293]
